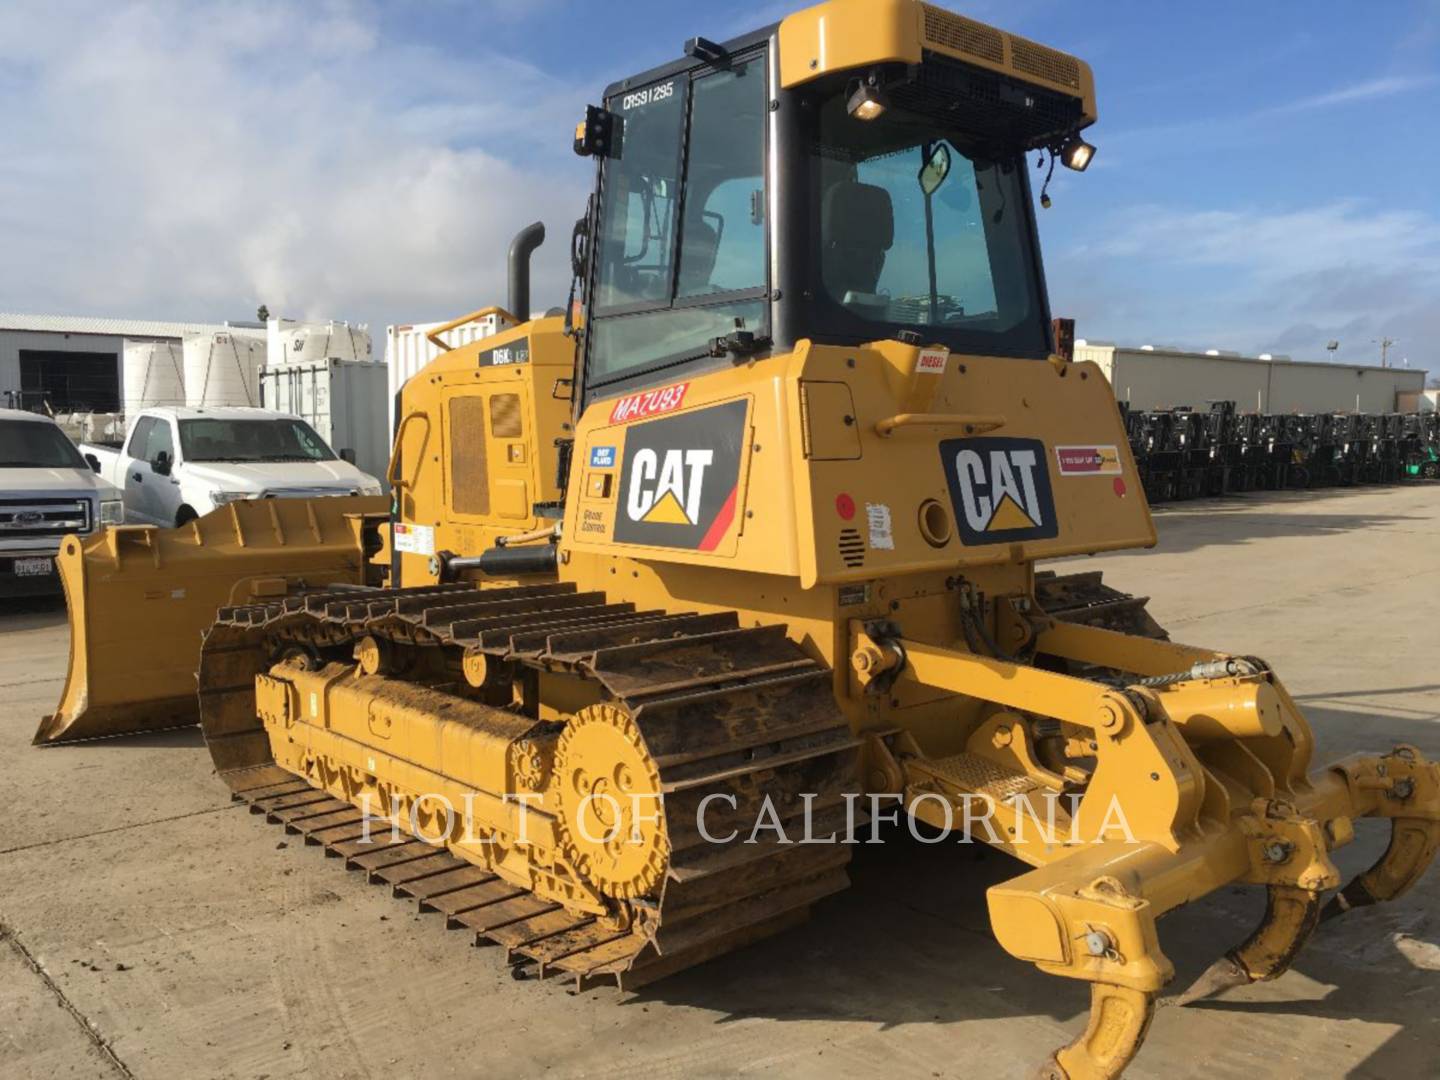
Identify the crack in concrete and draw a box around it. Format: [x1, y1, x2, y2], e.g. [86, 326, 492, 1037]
[0, 676, 64, 689]
[0, 802, 240, 858]
[1, 921, 137, 1080]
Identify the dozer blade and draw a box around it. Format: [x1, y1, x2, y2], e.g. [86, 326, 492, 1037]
[34, 496, 386, 745]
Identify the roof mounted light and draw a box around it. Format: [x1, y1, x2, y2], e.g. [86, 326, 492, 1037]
[847, 81, 887, 121]
[1060, 135, 1095, 172]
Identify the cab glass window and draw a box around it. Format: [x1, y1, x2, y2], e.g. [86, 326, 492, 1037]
[127, 417, 155, 458]
[675, 71, 766, 299]
[147, 419, 175, 461]
[588, 56, 768, 389]
[593, 80, 685, 312]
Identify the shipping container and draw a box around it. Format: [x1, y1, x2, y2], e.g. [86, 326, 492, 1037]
[259, 358, 390, 485]
[384, 313, 514, 429]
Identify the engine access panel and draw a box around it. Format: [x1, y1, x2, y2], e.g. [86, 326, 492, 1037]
[563, 340, 1155, 588]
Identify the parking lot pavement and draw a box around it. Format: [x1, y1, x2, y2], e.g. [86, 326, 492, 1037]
[2, 485, 1436, 1079]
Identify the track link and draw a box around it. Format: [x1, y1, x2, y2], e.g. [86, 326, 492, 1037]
[199, 582, 859, 989]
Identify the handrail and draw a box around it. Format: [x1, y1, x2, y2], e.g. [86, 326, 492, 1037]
[386, 412, 431, 491]
[874, 413, 1007, 437]
[425, 305, 521, 351]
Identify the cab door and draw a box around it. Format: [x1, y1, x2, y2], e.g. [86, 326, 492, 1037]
[144, 419, 183, 525]
[120, 417, 157, 524]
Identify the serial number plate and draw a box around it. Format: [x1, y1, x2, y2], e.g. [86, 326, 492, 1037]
[14, 557, 53, 577]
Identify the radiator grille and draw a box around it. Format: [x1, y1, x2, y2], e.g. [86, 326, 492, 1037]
[921, 4, 1003, 64]
[0, 498, 91, 539]
[1009, 36, 1081, 89]
[449, 396, 490, 516]
[838, 528, 865, 568]
[490, 393, 523, 438]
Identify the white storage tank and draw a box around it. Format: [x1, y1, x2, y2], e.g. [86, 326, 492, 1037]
[122, 340, 186, 412]
[384, 312, 514, 428]
[267, 319, 373, 367]
[183, 331, 264, 407]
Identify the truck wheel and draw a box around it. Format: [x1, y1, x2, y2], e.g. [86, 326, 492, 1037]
[175, 506, 199, 527]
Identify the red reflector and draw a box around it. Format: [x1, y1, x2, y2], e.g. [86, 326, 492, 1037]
[1113, 477, 1127, 497]
[835, 493, 856, 520]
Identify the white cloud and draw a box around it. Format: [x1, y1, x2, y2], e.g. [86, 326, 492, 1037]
[1091, 200, 1440, 280]
[1054, 200, 1440, 363]
[0, 1, 592, 331]
[1267, 74, 1440, 114]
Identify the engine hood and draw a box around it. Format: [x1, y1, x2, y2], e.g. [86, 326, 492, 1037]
[0, 467, 120, 500]
[181, 459, 376, 492]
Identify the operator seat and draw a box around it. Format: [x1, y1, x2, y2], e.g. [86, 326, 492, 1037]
[821, 180, 894, 300]
[677, 217, 720, 294]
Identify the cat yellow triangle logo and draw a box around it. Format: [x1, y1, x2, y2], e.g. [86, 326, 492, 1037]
[641, 490, 693, 525]
[986, 493, 1037, 531]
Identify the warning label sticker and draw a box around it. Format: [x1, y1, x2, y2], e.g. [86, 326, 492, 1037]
[392, 523, 435, 556]
[865, 503, 894, 550]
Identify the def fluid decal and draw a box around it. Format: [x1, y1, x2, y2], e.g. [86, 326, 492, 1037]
[939, 437, 1058, 545]
[589, 445, 616, 468]
[614, 399, 746, 551]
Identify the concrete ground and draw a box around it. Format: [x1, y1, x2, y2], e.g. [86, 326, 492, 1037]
[2, 484, 1437, 1080]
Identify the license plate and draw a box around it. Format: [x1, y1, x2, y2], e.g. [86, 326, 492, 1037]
[14, 557, 53, 577]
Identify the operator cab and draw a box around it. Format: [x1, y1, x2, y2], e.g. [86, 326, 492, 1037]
[574, 1, 1096, 410]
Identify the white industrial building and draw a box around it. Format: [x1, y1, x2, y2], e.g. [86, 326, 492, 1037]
[3, 312, 390, 485]
[0, 314, 265, 414]
[1075, 341, 1429, 413]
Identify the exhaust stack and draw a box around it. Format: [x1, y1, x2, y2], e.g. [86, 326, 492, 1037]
[508, 221, 546, 321]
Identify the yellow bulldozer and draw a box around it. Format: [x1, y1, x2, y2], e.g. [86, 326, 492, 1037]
[35, 1, 1439, 1075]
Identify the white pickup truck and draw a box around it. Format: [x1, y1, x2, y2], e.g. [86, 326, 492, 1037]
[82, 406, 383, 528]
[1, 408, 124, 596]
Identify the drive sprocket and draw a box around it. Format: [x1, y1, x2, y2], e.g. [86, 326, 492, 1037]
[553, 703, 669, 900]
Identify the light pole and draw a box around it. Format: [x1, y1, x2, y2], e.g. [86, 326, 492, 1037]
[1372, 337, 1396, 367]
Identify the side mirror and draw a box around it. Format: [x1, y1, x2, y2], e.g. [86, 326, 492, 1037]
[152, 450, 172, 476]
[339, 448, 357, 465]
[85, 453, 101, 474]
[919, 142, 952, 197]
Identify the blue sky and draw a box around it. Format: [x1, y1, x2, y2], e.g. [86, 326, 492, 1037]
[1, 0, 1437, 375]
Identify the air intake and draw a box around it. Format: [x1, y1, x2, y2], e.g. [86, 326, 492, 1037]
[921, 5, 1003, 64]
[838, 528, 865, 568]
[1009, 37, 1081, 90]
[920, 4, 1082, 92]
